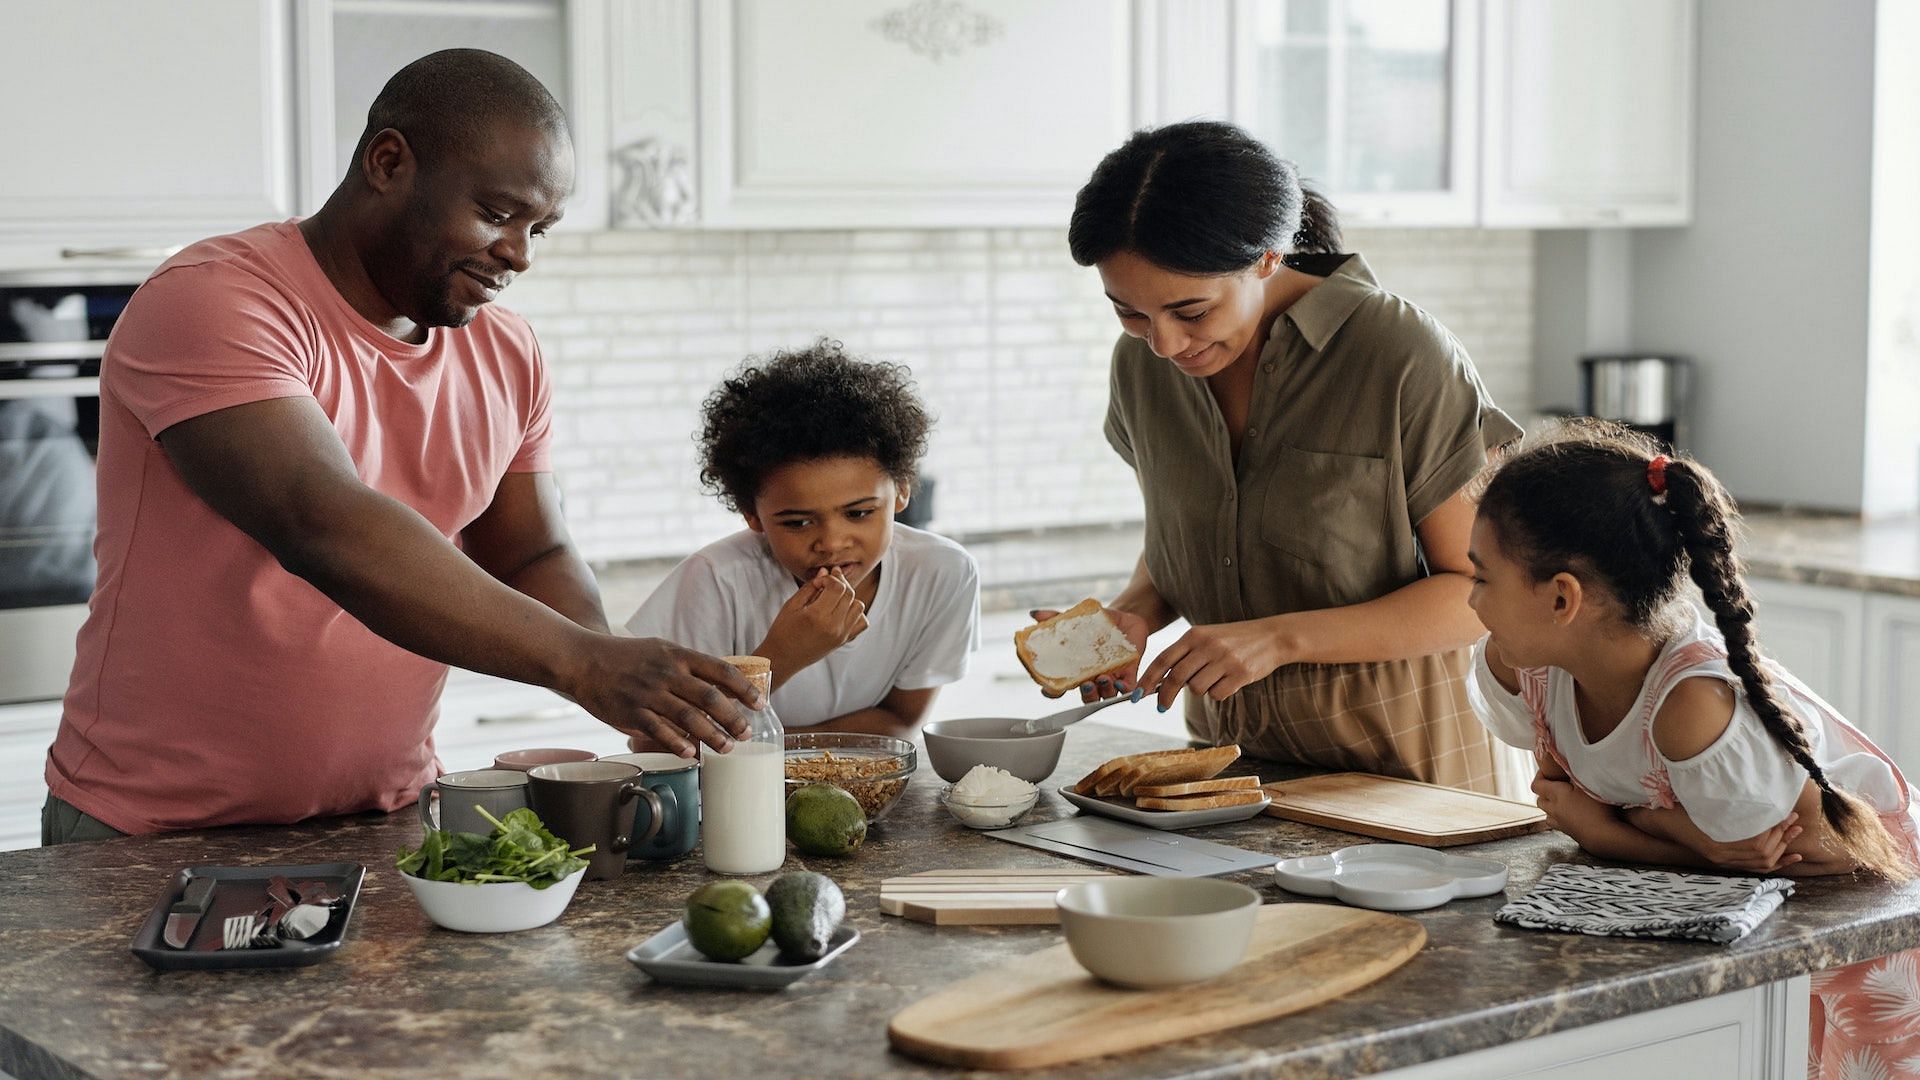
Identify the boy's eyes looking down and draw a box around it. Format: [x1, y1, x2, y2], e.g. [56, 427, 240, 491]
[776, 507, 877, 530]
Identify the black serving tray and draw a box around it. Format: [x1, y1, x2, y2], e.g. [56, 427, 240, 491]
[130, 862, 365, 971]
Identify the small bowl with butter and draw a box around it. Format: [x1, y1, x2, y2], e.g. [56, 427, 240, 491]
[939, 765, 1040, 830]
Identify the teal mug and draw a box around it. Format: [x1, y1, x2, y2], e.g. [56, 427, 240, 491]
[601, 752, 701, 861]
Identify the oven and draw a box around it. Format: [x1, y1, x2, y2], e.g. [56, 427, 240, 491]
[0, 271, 141, 704]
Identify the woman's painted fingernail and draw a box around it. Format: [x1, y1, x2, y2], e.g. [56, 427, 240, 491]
[1157, 702, 1169, 713]
[1080, 682, 1094, 692]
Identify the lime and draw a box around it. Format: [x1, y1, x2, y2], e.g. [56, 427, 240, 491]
[786, 783, 868, 857]
[683, 881, 771, 962]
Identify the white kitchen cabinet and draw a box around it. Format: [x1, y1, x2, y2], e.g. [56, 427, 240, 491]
[616, 0, 1147, 229]
[1480, 0, 1695, 227]
[432, 668, 627, 771]
[0, 0, 296, 263]
[294, 0, 610, 231]
[0, 698, 64, 852]
[1231, 0, 1480, 227]
[1863, 593, 1920, 779]
[1375, 977, 1807, 1080]
[1746, 578, 1866, 722]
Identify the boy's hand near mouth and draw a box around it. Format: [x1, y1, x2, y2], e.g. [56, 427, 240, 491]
[755, 567, 870, 689]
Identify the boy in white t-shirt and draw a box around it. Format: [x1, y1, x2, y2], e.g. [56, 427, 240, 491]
[626, 341, 979, 734]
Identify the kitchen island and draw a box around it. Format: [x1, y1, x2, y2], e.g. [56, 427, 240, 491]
[2, 723, 1916, 1080]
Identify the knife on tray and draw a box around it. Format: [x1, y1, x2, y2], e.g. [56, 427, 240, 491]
[163, 877, 216, 949]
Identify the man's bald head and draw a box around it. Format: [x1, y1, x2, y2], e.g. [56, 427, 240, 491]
[348, 48, 570, 179]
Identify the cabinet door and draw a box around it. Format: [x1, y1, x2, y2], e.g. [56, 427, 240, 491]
[1232, 0, 1480, 227]
[694, 0, 1141, 228]
[1864, 594, 1920, 778]
[1372, 977, 1808, 1080]
[0, 0, 295, 250]
[1480, 0, 1695, 227]
[0, 699, 64, 853]
[297, 0, 610, 231]
[1746, 579, 1865, 723]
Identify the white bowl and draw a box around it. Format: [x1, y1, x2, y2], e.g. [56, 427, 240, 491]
[399, 866, 586, 933]
[939, 785, 1040, 830]
[1055, 878, 1261, 988]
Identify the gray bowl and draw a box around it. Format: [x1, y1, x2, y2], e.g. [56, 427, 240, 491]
[921, 716, 1067, 784]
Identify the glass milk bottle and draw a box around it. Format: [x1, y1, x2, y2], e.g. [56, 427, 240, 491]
[701, 655, 786, 874]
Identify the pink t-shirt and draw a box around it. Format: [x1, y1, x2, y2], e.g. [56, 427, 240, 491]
[46, 221, 553, 834]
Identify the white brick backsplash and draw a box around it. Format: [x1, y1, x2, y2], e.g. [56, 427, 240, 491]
[512, 226, 1534, 563]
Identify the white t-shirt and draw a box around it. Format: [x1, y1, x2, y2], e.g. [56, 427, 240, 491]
[624, 524, 980, 727]
[1467, 612, 1908, 842]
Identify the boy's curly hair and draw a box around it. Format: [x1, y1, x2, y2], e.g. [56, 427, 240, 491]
[698, 339, 932, 514]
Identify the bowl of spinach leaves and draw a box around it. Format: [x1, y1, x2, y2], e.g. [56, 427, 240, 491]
[396, 807, 595, 933]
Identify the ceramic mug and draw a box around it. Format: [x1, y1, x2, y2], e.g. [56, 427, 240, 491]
[526, 761, 662, 881]
[418, 769, 530, 835]
[600, 752, 701, 861]
[491, 747, 597, 772]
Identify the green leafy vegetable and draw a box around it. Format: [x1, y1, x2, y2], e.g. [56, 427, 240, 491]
[396, 806, 593, 889]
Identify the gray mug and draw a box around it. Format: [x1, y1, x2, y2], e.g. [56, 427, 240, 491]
[418, 769, 530, 835]
[526, 760, 663, 881]
[601, 752, 701, 861]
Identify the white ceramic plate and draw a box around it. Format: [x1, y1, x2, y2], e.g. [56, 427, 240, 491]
[1061, 788, 1272, 831]
[1272, 844, 1508, 911]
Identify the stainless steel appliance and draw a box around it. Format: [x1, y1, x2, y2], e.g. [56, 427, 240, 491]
[1580, 354, 1692, 451]
[0, 270, 143, 703]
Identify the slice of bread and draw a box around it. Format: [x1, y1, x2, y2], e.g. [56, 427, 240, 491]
[1084, 749, 1195, 797]
[1073, 745, 1243, 797]
[1134, 788, 1267, 812]
[1014, 599, 1140, 697]
[1132, 774, 1260, 798]
[1113, 745, 1240, 795]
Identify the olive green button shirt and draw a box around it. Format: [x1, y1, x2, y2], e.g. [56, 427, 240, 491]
[1104, 253, 1525, 789]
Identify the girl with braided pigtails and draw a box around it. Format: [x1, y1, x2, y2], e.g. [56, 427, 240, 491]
[1464, 419, 1919, 1077]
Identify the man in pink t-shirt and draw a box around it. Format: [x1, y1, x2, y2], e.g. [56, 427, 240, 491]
[43, 50, 759, 841]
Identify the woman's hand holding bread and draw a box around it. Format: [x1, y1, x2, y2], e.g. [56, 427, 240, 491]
[1024, 602, 1151, 702]
[757, 568, 869, 686]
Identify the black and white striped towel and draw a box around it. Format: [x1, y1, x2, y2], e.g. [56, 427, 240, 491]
[1495, 864, 1794, 944]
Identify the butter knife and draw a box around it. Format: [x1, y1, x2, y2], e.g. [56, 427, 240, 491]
[163, 877, 216, 949]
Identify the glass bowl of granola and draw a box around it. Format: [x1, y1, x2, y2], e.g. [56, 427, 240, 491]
[784, 733, 917, 824]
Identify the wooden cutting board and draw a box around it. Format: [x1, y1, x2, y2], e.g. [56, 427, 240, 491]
[888, 903, 1425, 1070]
[1262, 772, 1547, 847]
[878, 868, 1117, 925]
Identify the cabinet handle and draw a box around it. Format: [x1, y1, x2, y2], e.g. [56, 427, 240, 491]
[476, 704, 586, 726]
[59, 245, 182, 261]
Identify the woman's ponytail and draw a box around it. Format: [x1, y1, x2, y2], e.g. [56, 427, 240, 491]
[1291, 186, 1344, 255]
[1662, 460, 1914, 880]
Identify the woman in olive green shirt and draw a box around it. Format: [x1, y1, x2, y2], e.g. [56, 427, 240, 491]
[1061, 121, 1522, 793]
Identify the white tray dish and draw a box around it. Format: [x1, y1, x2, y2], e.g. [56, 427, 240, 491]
[1272, 844, 1508, 911]
[1060, 788, 1271, 831]
[626, 922, 859, 989]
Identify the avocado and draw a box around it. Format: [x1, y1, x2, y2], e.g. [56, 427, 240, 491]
[684, 881, 771, 962]
[785, 782, 867, 857]
[766, 871, 846, 962]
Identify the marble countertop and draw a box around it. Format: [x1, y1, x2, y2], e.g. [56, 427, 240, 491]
[5, 726, 1919, 1080]
[1738, 511, 1920, 598]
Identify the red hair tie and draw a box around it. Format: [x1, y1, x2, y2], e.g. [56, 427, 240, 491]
[1648, 455, 1670, 500]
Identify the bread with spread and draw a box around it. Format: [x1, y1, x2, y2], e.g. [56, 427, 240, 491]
[1013, 599, 1140, 697]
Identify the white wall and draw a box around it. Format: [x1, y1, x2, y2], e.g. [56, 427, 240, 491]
[1863, 0, 1920, 516]
[1625, 0, 1876, 511]
[507, 227, 1536, 564]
